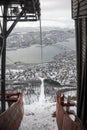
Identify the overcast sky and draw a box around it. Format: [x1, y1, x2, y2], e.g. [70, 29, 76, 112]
[17, 0, 74, 28]
[41, 0, 74, 27]
[41, 0, 71, 11]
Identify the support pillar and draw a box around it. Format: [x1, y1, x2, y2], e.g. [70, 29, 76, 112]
[1, 4, 7, 112]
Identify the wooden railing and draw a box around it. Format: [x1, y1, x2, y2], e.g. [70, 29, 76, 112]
[0, 93, 24, 130]
[56, 93, 87, 130]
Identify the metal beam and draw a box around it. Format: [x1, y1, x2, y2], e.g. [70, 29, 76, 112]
[1, 4, 8, 112]
[6, 10, 24, 38]
[0, 8, 24, 113]
[7, 19, 37, 22]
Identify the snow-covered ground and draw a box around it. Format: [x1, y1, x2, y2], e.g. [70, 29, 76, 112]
[19, 77, 58, 130]
[19, 102, 58, 130]
[19, 78, 76, 130]
[19, 91, 77, 130]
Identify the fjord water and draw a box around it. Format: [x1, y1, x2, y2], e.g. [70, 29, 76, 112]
[7, 38, 75, 64]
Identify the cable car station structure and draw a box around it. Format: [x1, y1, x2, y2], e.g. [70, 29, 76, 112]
[0, 0, 40, 112]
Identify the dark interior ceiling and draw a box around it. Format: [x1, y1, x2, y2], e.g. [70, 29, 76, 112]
[0, 0, 40, 21]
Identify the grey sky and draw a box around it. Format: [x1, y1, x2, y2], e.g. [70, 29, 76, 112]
[40, 0, 74, 28]
[41, 0, 71, 11]
[16, 0, 74, 28]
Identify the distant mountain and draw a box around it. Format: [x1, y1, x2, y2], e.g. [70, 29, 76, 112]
[7, 27, 75, 50]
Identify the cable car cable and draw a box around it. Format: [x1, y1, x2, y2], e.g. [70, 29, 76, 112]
[39, 15, 43, 67]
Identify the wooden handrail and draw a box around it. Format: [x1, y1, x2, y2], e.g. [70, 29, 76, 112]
[0, 92, 24, 130]
[57, 94, 76, 115]
[0, 92, 20, 102]
[56, 93, 87, 130]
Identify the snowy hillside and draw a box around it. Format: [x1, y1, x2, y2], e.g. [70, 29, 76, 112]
[7, 28, 75, 50]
